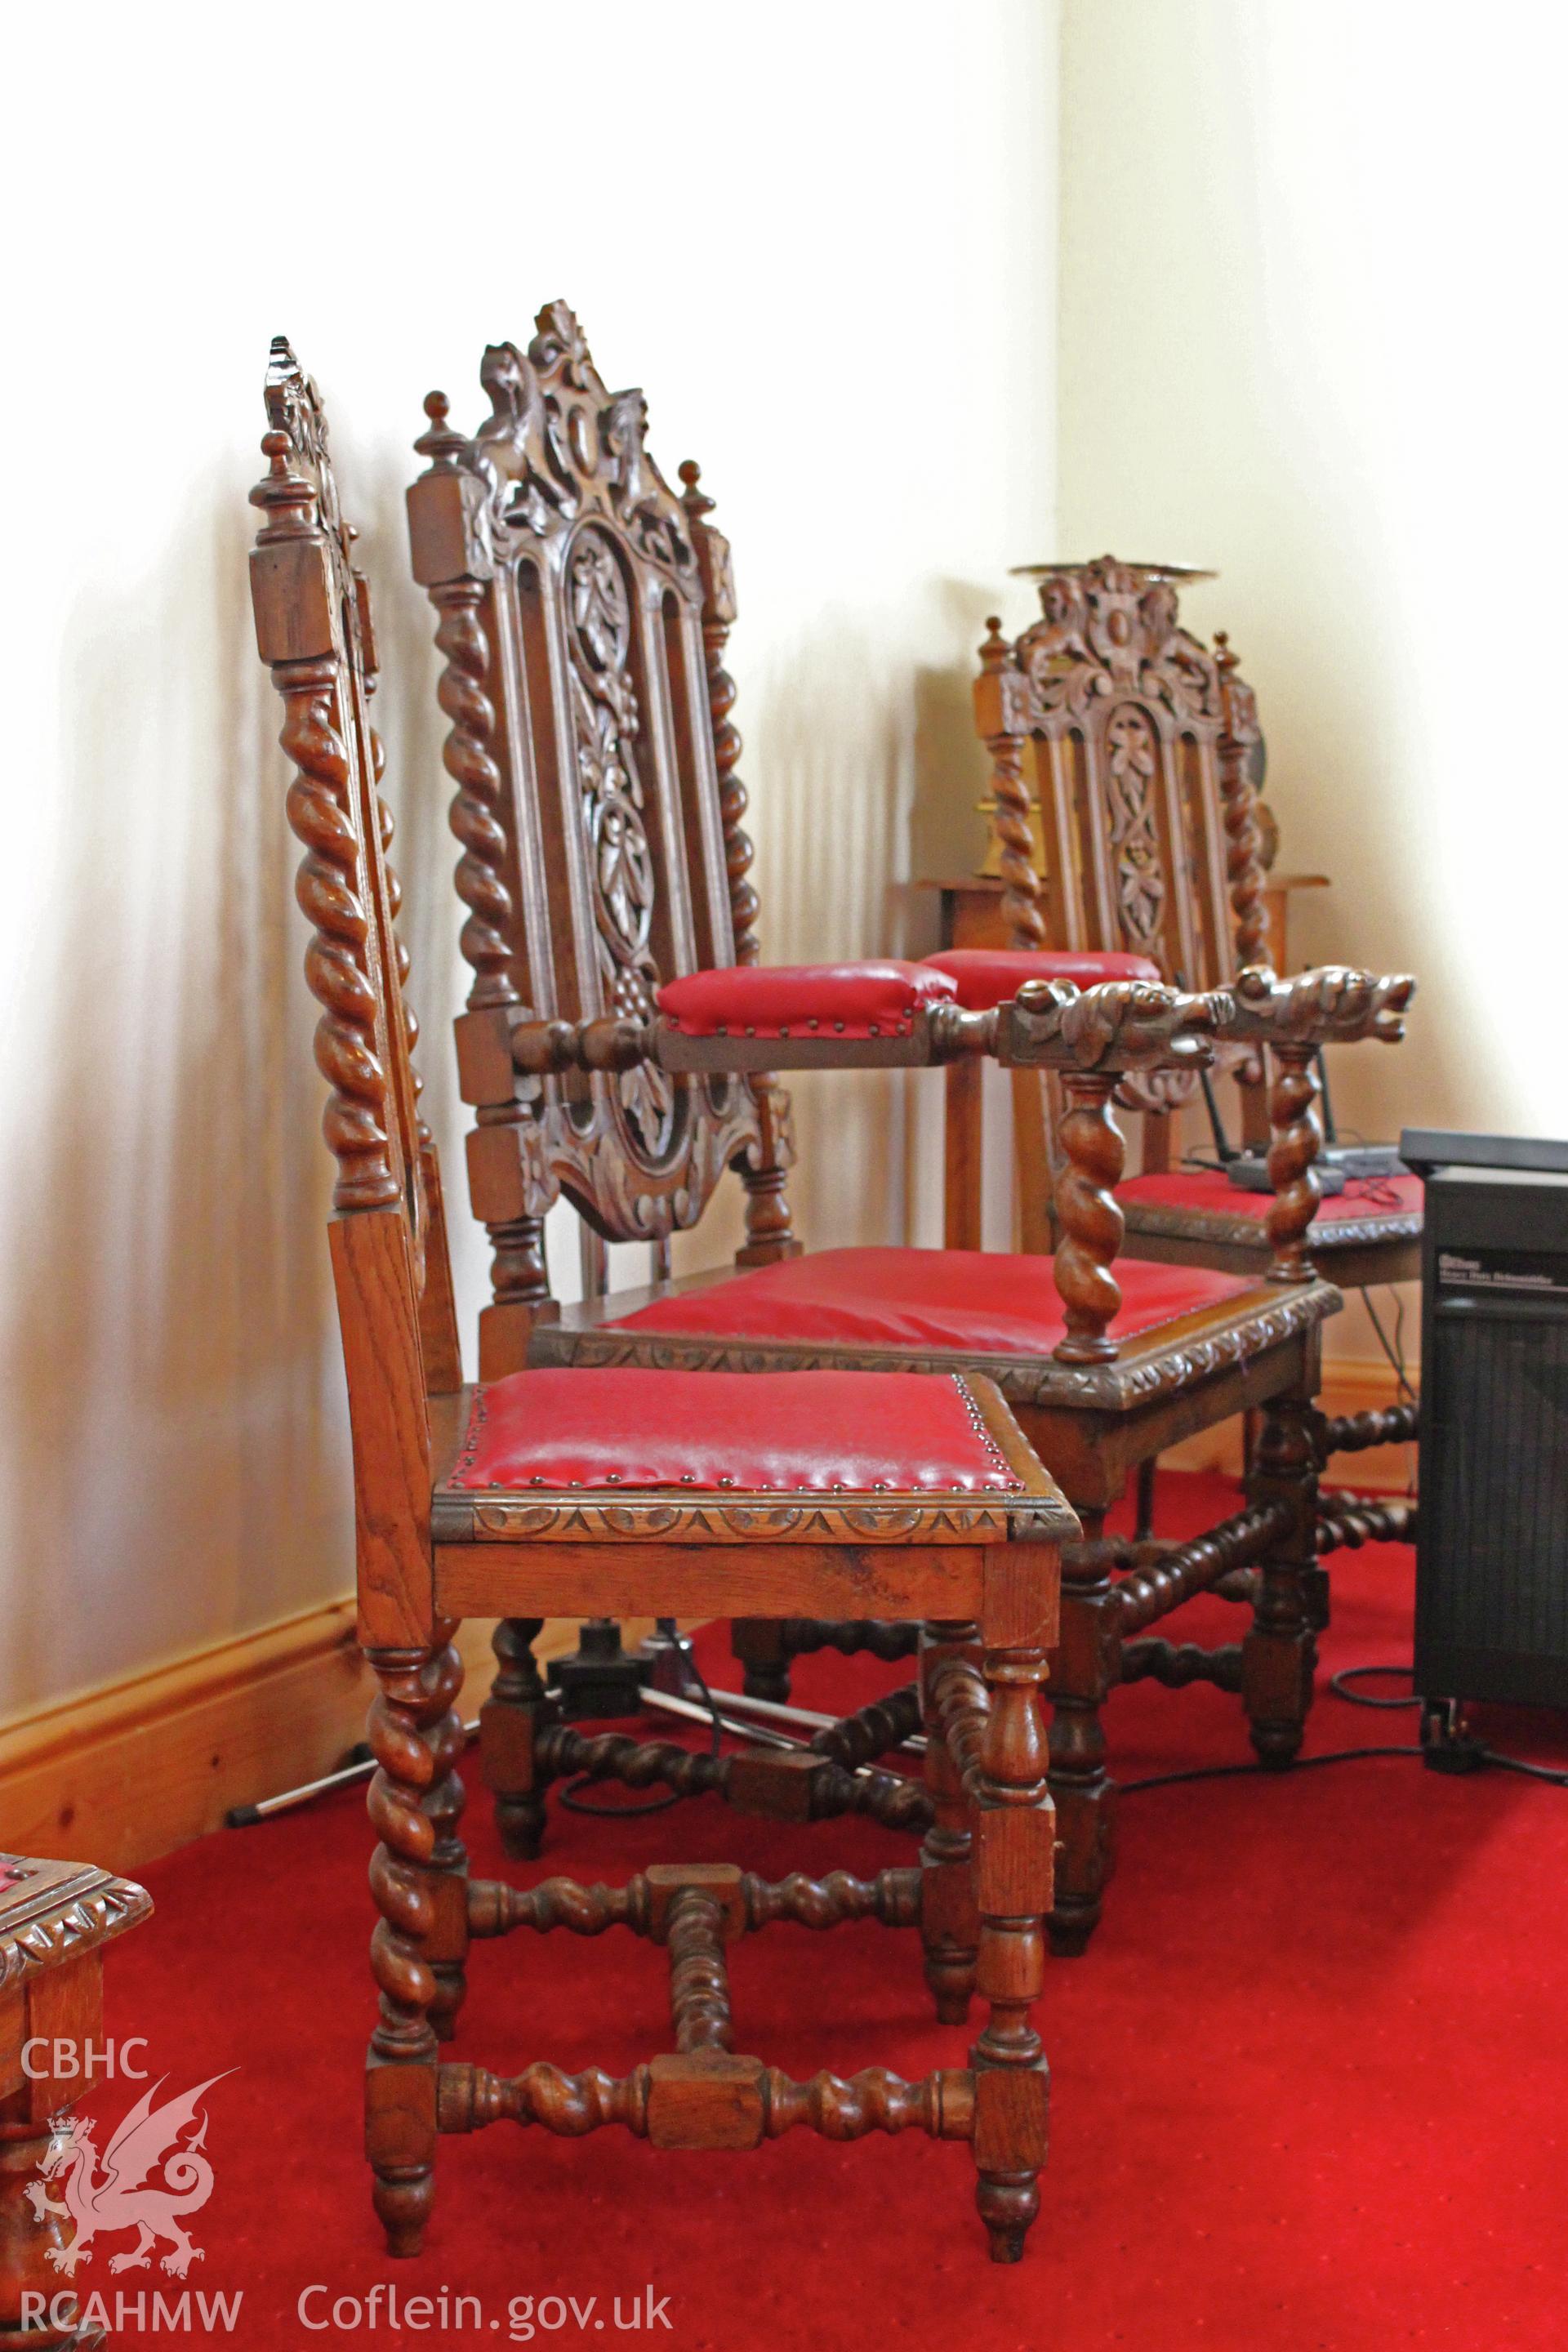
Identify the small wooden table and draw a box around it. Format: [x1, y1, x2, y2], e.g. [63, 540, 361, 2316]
[1, 1856, 152, 2350]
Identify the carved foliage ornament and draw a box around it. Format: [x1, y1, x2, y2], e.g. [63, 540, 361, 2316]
[453, 304, 698, 586]
[1015, 558, 1220, 728]
[567, 527, 675, 1165]
[1104, 704, 1165, 951]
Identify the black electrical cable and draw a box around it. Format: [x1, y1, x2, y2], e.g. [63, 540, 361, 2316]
[1478, 1751, 1568, 1787]
[1125, 1658, 1568, 1791]
[1121, 1744, 1421, 1793]
[1330, 1663, 1419, 1708]
[1363, 1286, 1417, 1405]
[1325, 1659, 1568, 1786]
[557, 1775, 684, 1820]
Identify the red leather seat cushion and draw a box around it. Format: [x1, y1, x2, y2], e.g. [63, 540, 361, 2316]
[924, 947, 1163, 1009]
[448, 1365, 1022, 1494]
[1120, 1170, 1424, 1226]
[609, 1246, 1250, 1356]
[657, 961, 957, 1039]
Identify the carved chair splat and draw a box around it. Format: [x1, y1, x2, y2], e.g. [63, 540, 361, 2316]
[409, 310, 1415, 1958]
[251, 341, 1072, 2263]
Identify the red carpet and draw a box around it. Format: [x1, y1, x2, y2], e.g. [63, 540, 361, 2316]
[87, 1473, 1567, 2351]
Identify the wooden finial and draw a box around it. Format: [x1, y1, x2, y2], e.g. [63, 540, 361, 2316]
[414, 390, 467, 467]
[979, 616, 1011, 671]
[679, 457, 715, 519]
[249, 427, 314, 535]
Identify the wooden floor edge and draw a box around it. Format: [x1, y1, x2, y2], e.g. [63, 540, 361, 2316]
[0, 1606, 651, 1880]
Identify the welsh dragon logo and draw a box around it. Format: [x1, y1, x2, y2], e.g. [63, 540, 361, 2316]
[24, 2074, 231, 2278]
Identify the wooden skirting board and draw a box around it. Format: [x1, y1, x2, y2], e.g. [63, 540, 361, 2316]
[1, 1362, 1413, 1878]
[0, 1610, 658, 1879]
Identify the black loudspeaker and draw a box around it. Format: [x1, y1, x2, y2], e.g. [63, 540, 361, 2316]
[1402, 1129, 1568, 1718]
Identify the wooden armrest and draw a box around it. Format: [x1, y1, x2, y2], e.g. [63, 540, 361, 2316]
[455, 1002, 1001, 1100]
[458, 978, 1233, 1109]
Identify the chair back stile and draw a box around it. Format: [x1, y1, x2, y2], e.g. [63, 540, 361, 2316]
[248, 338, 460, 1646]
[407, 305, 795, 1376]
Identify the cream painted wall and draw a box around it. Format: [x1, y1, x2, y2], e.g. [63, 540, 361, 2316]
[1057, 3, 1568, 1225]
[0, 2, 1058, 1717]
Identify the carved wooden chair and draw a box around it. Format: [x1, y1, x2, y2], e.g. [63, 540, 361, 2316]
[406, 306, 1415, 1958]
[947, 562, 1423, 1521]
[250, 339, 1076, 2263]
[951, 562, 1423, 1288]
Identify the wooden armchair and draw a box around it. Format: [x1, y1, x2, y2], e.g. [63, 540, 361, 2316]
[955, 560, 1423, 1297]
[250, 339, 1073, 2262]
[406, 306, 1415, 1957]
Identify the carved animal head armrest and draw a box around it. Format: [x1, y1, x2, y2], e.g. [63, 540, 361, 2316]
[1213, 965, 1416, 1283]
[996, 977, 1220, 1075]
[1218, 964, 1416, 1049]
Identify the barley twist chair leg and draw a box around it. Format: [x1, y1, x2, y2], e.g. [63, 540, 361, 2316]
[1243, 1388, 1320, 1766]
[482, 1618, 555, 1859]
[971, 1629, 1052, 2263]
[366, 1646, 452, 2256]
[1045, 1511, 1118, 1957]
[423, 1628, 470, 2043]
[919, 1621, 981, 2024]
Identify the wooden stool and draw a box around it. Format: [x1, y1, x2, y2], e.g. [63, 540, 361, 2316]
[248, 343, 1072, 2262]
[1, 1855, 152, 2350]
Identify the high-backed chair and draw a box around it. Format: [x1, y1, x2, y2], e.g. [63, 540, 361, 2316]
[953, 560, 1423, 1294]
[950, 563, 1423, 1532]
[406, 305, 1415, 1956]
[250, 337, 1078, 2263]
